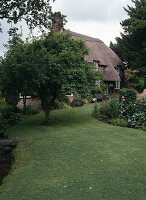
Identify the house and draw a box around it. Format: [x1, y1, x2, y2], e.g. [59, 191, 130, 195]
[53, 13, 124, 94]
[70, 31, 124, 94]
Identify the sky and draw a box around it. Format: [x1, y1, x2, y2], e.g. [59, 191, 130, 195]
[0, 0, 133, 56]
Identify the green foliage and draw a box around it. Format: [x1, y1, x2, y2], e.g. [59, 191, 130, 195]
[0, 36, 24, 107]
[128, 112, 146, 128]
[92, 99, 120, 119]
[100, 99, 120, 119]
[119, 88, 137, 104]
[92, 103, 102, 118]
[112, 0, 146, 88]
[21, 106, 40, 115]
[0, 105, 22, 126]
[124, 103, 138, 118]
[92, 91, 146, 130]
[0, 0, 53, 32]
[109, 118, 129, 127]
[61, 103, 71, 109]
[129, 77, 145, 93]
[1, 32, 101, 122]
[70, 98, 85, 107]
[51, 100, 70, 110]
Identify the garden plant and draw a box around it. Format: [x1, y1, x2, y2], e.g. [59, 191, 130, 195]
[92, 88, 146, 130]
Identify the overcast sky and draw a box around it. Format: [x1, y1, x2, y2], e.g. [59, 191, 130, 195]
[0, 0, 133, 56]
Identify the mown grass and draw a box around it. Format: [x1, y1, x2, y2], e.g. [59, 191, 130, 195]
[0, 104, 146, 200]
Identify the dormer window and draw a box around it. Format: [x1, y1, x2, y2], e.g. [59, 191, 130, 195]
[93, 60, 99, 70]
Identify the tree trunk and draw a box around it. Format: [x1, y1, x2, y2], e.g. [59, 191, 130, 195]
[41, 99, 51, 123]
[44, 107, 51, 122]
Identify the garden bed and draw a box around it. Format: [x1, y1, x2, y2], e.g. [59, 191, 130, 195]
[92, 88, 146, 130]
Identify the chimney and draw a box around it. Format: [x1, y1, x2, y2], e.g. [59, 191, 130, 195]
[52, 12, 64, 32]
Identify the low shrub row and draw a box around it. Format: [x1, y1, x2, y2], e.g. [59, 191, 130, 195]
[0, 105, 40, 135]
[51, 98, 85, 110]
[0, 105, 23, 134]
[92, 88, 146, 130]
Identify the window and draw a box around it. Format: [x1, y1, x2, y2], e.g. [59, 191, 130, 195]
[95, 80, 100, 87]
[93, 60, 99, 70]
[115, 81, 120, 89]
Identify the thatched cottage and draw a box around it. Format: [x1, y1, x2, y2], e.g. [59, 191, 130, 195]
[70, 31, 124, 94]
[53, 14, 124, 94]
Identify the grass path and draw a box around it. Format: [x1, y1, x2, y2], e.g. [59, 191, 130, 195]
[0, 104, 146, 200]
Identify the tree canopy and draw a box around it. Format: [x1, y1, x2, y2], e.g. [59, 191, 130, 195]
[110, 0, 146, 92]
[0, 0, 54, 32]
[0, 32, 103, 122]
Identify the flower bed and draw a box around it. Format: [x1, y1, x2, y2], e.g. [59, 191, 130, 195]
[92, 88, 146, 130]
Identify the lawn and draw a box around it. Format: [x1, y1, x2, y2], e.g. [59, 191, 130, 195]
[0, 104, 146, 200]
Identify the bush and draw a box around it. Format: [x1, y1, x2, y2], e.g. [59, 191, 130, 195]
[51, 100, 62, 110]
[92, 89, 146, 130]
[128, 112, 146, 128]
[136, 100, 146, 113]
[61, 103, 71, 109]
[70, 98, 85, 107]
[129, 78, 145, 93]
[22, 106, 40, 115]
[110, 118, 129, 127]
[124, 103, 138, 118]
[92, 103, 102, 118]
[119, 88, 137, 104]
[100, 99, 120, 119]
[51, 100, 71, 110]
[0, 105, 23, 125]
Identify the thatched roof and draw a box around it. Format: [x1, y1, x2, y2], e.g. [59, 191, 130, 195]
[70, 31, 123, 82]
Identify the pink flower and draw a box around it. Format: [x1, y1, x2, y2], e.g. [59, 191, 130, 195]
[123, 99, 125, 101]
[122, 96, 125, 99]
[120, 111, 123, 114]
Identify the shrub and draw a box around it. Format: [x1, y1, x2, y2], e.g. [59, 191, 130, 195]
[51, 100, 62, 110]
[92, 90, 146, 130]
[136, 100, 146, 113]
[124, 103, 138, 118]
[70, 98, 85, 107]
[129, 78, 145, 93]
[0, 105, 23, 125]
[61, 103, 71, 109]
[100, 99, 120, 119]
[128, 112, 146, 128]
[22, 106, 40, 115]
[51, 100, 71, 110]
[92, 103, 102, 118]
[119, 88, 137, 104]
[110, 118, 129, 127]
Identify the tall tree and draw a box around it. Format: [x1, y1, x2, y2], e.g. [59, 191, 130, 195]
[1, 32, 103, 122]
[111, 0, 146, 91]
